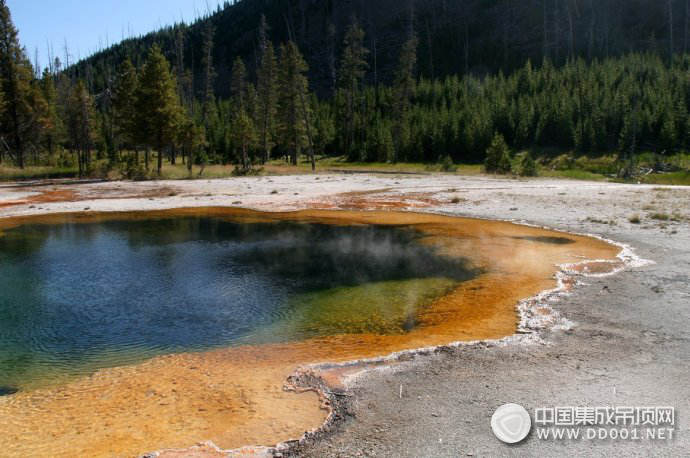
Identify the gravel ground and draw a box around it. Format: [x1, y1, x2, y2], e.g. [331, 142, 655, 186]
[1, 174, 689, 457]
[290, 177, 690, 457]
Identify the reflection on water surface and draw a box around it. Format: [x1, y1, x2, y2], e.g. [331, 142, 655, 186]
[0, 213, 477, 390]
[0, 209, 622, 457]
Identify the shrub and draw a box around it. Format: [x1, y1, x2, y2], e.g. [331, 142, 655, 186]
[232, 164, 261, 176]
[97, 161, 113, 179]
[439, 155, 457, 172]
[484, 132, 512, 174]
[119, 155, 147, 180]
[426, 155, 458, 173]
[628, 214, 641, 224]
[649, 212, 670, 221]
[519, 152, 539, 176]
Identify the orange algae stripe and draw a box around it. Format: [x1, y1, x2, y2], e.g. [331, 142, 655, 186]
[0, 208, 620, 457]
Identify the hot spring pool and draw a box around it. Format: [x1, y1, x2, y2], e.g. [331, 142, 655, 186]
[0, 211, 478, 391]
[0, 208, 621, 456]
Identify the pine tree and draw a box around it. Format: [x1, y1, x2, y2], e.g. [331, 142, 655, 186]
[200, 23, 215, 126]
[660, 111, 677, 149]
[177, 114, 205, 176]
[0, 86, 7, 161]
[256, 36, 278, 164]
[135, 44, 183, 174]
[66, 80, 96, 175]
[55, 72, 73, 159]
[0, 84, 6, 163]
[277, 41, 310, 166]
[112, 58, 138, 156]
[229, 56, 258, 171]
[484, 132, 512, 173]
[173, 25, 187, 107]
[40, 69, 63, 157]
[231, 110, 256, 172]
[338, 19, 368, 161]
[518, 151, 539, 176]
[313, 95, 335, 155]
[230, 57, 247, 115]
[392, 34, 418, 162]
[0, 0, 37, 168]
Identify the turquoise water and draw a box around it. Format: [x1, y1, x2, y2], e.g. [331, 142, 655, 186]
[0, 214, 478, 391]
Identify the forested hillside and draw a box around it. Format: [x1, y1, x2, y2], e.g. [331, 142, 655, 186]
[74, 0, 689, 97]
[2, 0, 690, 180]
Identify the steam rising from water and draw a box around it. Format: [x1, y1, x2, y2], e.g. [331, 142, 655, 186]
[0, 215, 477, 390]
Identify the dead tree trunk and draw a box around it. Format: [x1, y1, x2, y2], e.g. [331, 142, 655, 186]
[670, 0, 675, 60]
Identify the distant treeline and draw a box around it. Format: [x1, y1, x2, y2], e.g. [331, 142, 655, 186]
[360, 52, 690, 164]
[1, 0, 690, 176]
[74, 0, 690, 98]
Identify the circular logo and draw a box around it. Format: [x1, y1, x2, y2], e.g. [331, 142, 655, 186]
[491, 403, 531, 443]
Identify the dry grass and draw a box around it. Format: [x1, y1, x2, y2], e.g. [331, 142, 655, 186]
[649, 213, 670, 221]
[587, 216, 617, 225]
[0, 165, 79, 181]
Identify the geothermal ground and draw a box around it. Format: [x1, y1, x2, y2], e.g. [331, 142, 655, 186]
[1, 173, 689, 457]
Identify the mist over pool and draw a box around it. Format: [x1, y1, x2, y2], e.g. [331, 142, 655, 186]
[0, 214, 477, 390]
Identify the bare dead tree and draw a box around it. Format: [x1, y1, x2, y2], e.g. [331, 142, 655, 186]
[502, 1, 510, 71]
[602, 0, 609, 57]
[669, 0, 675, 59]
[408, 0, 415, 38]
[63, 39, 70, 69]
[463, 10, 469, 80]
[174, 26, 186, 106]
[297, 87, 315, 171]
[683, 0, 688, 54]
[33, 47, 40, 78]
[426, 21, 434, 82]
[587, 0, 595, 59]
[552, 1, 562, 63]
[326, 20, 337, 96]
[566, 0, 575, 59]
[369, 6, 378, 86]
[200, 22, 215, 126]
[542, 0, 549, 60]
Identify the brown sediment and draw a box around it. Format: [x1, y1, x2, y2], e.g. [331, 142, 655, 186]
[0, 189, 80, 208]
[0, 208, 621, 457]
[0, 184, 181, 209]
[314, 189, 443, 210]
[85, 184, 180, 200]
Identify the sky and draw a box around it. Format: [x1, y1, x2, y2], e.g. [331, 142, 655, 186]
[7, 0, 225, 69]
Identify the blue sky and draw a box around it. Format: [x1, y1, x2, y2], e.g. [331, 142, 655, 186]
[7, 0, 225, 69]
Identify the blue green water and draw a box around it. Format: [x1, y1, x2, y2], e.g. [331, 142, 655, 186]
[0, 213, 478, 391]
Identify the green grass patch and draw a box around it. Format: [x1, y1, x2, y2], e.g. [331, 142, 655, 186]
[0, 165, 79, 181]
[266, 157, 482, 176]
[152, 163, 240, 180]
[639, 171, 690, 186]
[2, 151, 688, 186]
[540, 168, 608, 181]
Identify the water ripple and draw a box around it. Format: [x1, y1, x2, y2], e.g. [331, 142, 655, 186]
[0, 216, 476, 390]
